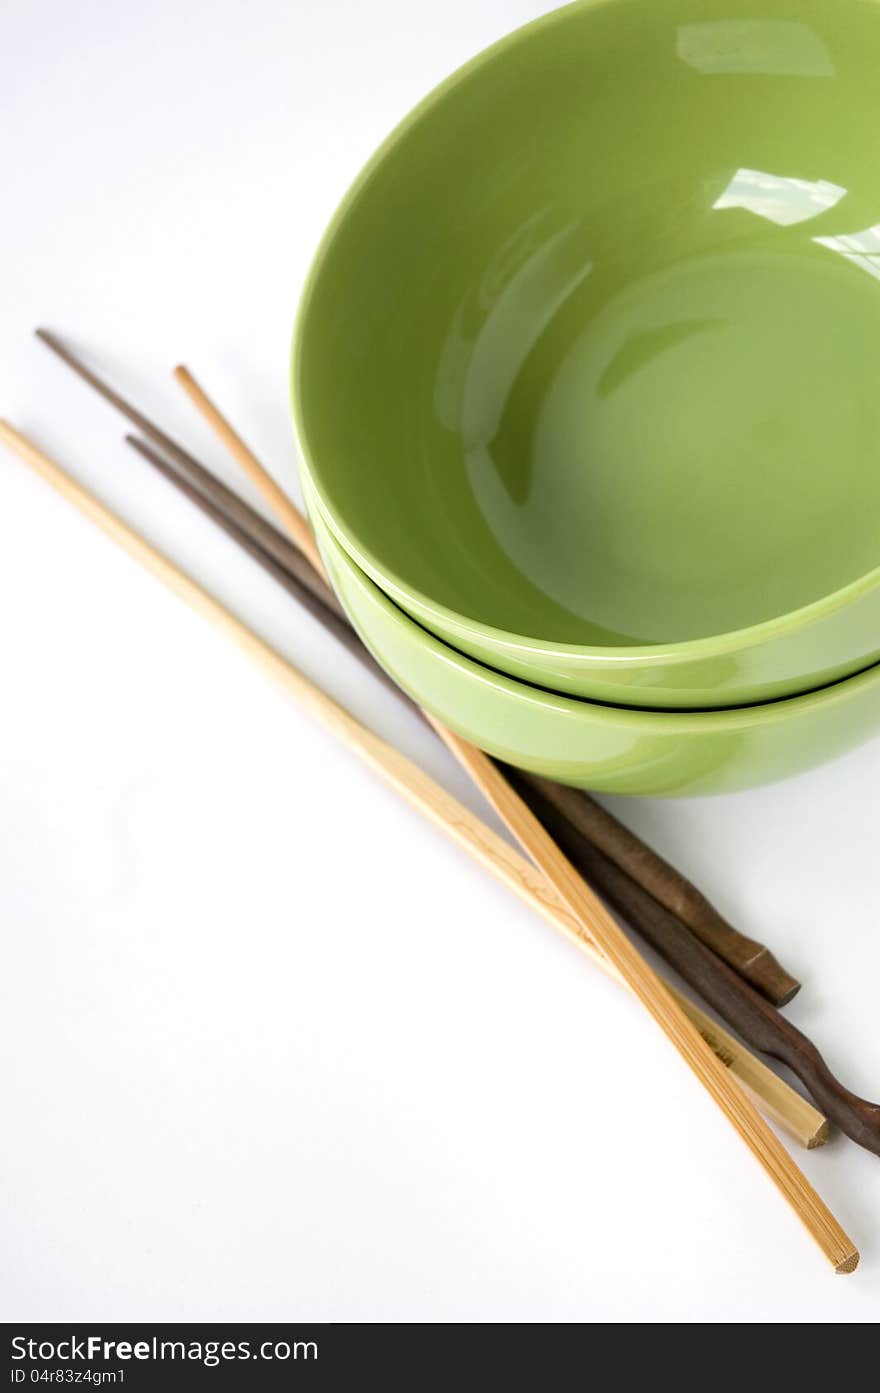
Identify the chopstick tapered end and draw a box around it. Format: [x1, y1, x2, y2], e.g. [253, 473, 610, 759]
[35, 327, 75, 367]
[807, 1118, 831, 1150]
[746, 948, 801, 1008]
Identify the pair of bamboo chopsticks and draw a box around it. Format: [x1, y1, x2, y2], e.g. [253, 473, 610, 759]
[0, 354, 859, 1271]
[1, 413, 846, 1255]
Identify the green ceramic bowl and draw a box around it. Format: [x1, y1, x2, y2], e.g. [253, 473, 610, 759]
[306, 483, 880, 797]
[294, 0, 880, 710]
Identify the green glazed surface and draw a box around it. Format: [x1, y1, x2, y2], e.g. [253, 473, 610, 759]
[294, 0, 880, 709]
[307, 485, 880, 797]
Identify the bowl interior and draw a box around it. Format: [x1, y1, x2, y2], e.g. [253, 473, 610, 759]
[295, 0, 880, 652]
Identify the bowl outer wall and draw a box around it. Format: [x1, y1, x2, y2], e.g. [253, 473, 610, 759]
[305, 482, 880, 797]
[303, 451, 880, 709]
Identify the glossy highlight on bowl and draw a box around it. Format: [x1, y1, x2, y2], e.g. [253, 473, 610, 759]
[294, 0, 880, 708]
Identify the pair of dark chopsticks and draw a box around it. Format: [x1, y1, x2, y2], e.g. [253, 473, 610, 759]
[31, 330, 880, 1163]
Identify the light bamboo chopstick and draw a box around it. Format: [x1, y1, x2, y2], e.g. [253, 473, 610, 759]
[173, 365, 323, 575]
[442, 714, 856, 1270]
[0, 416, 826, 1156]
[169, 376, 858, 1273]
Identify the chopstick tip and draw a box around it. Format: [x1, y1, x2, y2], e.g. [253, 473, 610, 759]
[34, 326, 67, 359]
[836, 1248, 860, 1275]
[748, 949, 801, 1007]
[807, 1118, 831, 1149]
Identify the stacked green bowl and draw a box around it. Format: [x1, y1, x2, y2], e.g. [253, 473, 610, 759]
[293, 0, 880, 796]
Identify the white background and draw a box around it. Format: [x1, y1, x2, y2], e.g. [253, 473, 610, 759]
[1, 0, 879, 1324]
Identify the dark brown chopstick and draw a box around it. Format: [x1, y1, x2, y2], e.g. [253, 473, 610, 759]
[35, 328, 345, 625]
[126, 434, 453, 727]
[36, 327, 798, 1004]
[517, 775, 800, 1006]
[125, 436, 357, 653]
[124, 425, 880, 1157]
[508, 770, 880, 1157]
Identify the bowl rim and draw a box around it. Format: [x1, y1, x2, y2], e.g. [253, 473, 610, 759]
[291, 0, 880, 672]
[309, 474, 880, 733]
